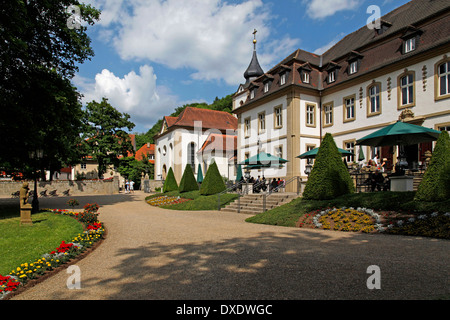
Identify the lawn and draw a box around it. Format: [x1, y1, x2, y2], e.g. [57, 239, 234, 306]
[0, 211, 84, 275]
[145, 190, 239, 211]
[246, 191, 450, 229]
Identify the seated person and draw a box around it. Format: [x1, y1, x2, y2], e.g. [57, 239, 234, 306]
[370, 170, 385, 192]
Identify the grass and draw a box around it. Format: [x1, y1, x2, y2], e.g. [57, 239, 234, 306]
[145, 190, 239, 211]
[0, 211, 84, 275]
[246, 191, 450, 228]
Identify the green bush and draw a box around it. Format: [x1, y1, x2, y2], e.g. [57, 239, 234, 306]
[199, 161, 226, 195]
[179, 164, 199, 193]
[163, 167, 179, 193]
[302, 133, 355, 200]
[415, 131, 450, 202]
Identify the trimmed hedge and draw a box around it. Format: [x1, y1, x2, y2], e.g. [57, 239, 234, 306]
[179, 164, 199, 193]
[302, 133, 355, 200]
[415, 131, 450, 202]
[199, 161, 226, 195]
[163, 167, 178, 193]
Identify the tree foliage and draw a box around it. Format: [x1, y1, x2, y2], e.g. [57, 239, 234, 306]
[415, 131, 450, 202]
[163, 167, 178, 193]
[302, 133, 355, 200]
[82, 98, 135, 178]
[0, 0, 100, 175]
[199, 161, 226, 195]
[179, 165, 199, 193]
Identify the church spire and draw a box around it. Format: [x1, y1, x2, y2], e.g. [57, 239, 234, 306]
[243, 29, 264, 87]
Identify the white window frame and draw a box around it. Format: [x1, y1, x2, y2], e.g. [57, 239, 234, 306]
[306, 104, 315, 127]
[400, 73, 414, 106]
[438, 61, 450, 97]
[280, 73, 286, 86]
[349, 61, 358, 75]
[368, 84, 381, 114]
[258, 112, 266, 134]
[344, 96, 355, 121]
[328, 71, 336, 83]
[302, 72, 310, 84]
[404, 38, 416, 53]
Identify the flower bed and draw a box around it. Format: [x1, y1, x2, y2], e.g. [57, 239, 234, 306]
[297, 207, 450, 239]
[147, 196, 191, 207]
[0, 206, 105, 300]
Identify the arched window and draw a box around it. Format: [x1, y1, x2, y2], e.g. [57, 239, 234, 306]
[188, 142, 196, 172]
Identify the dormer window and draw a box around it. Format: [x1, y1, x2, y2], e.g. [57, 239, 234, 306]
[401, 27, 422, 55]
[349, 61, 358, 75]
[404, 37, 416, 53]
[302, 72, 310, 84]
[280, 73, 286, 85]
[264, 82, 269, 93]
[328, 70, 336, 83]
[250, 88, 256, 99]
[376, 20, 392, 36]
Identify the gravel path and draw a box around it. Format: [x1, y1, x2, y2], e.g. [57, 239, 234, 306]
[8, 191, 450, 300]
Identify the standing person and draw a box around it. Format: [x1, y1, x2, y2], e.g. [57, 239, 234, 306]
[125, 180, 129, 193]
[130, 180, 135, 193]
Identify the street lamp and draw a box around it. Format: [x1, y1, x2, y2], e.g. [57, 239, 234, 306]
[29, 149, 43, 214]
[304, 163, 312, 176]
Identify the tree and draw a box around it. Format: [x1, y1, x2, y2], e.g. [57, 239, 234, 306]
[199, 161, 226, 195]
[163, 167, 178, 193]
[415, 131, 450, 202]
[302, 133, 355, 200]
[179, 165, 199, 193]
[82, 98, 135, 179]
[0, 0, 100, 174]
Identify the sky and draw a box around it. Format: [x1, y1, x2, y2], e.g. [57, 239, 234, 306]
[73, 0, 411, 135]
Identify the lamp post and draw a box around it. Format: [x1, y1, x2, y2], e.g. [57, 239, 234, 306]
[304, 163, 312, 176]
[29, 149, 43, 214]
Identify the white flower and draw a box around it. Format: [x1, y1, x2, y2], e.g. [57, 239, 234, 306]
[408, 217, 415, 223]
[387, 224, 394, 229]
[431, 212, 439, 217]
[444, 212, 450, 217]
[418, 215, 427, 220]
[397, 220, 404, 226]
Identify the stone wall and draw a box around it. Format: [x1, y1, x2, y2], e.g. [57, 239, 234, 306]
[0, 177, 120, 196]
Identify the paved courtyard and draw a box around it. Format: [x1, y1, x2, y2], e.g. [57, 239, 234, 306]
[5, 191, 450, 300]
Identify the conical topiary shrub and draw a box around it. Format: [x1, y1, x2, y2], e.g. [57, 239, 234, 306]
[415, 131, 450, 202]
[199, 160, 226, 195]
[179, 164, 199, 193]
[163, 167, 178, 193]
[302, 133, 355, 200]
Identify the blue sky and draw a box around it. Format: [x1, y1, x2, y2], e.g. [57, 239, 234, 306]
[73, 0, 410, 134]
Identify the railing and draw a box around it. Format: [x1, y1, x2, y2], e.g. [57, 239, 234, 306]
[217, 180, 248, 211]
[218, 176, 302, 213]
[262, 176, 302, 213]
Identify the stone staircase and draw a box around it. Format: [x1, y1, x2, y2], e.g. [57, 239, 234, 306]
[221, 193, 299, 214]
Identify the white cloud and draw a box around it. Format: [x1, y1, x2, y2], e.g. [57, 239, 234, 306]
[89, 0, 300, 85]
[305, 0, 361, 19]
[73, 65, 178, 130]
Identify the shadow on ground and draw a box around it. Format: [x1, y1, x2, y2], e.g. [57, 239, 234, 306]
[50, 229, 449, 300]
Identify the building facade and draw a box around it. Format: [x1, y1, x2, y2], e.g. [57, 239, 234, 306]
[233, 0, 450, 190]
[154, 107, 238, 183]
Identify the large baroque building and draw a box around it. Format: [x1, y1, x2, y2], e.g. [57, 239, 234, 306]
[232, 0, 450, 190]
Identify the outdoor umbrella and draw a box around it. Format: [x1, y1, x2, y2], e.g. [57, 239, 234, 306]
[240, 152, 288, 178]
[236, 164, 243, 182]
[358, 146, 365, 162]
[196, 164, 203, 183]
[356, 121, 441, 147]
[240, 152, 289, 166]
[296, 147, 353, 159]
